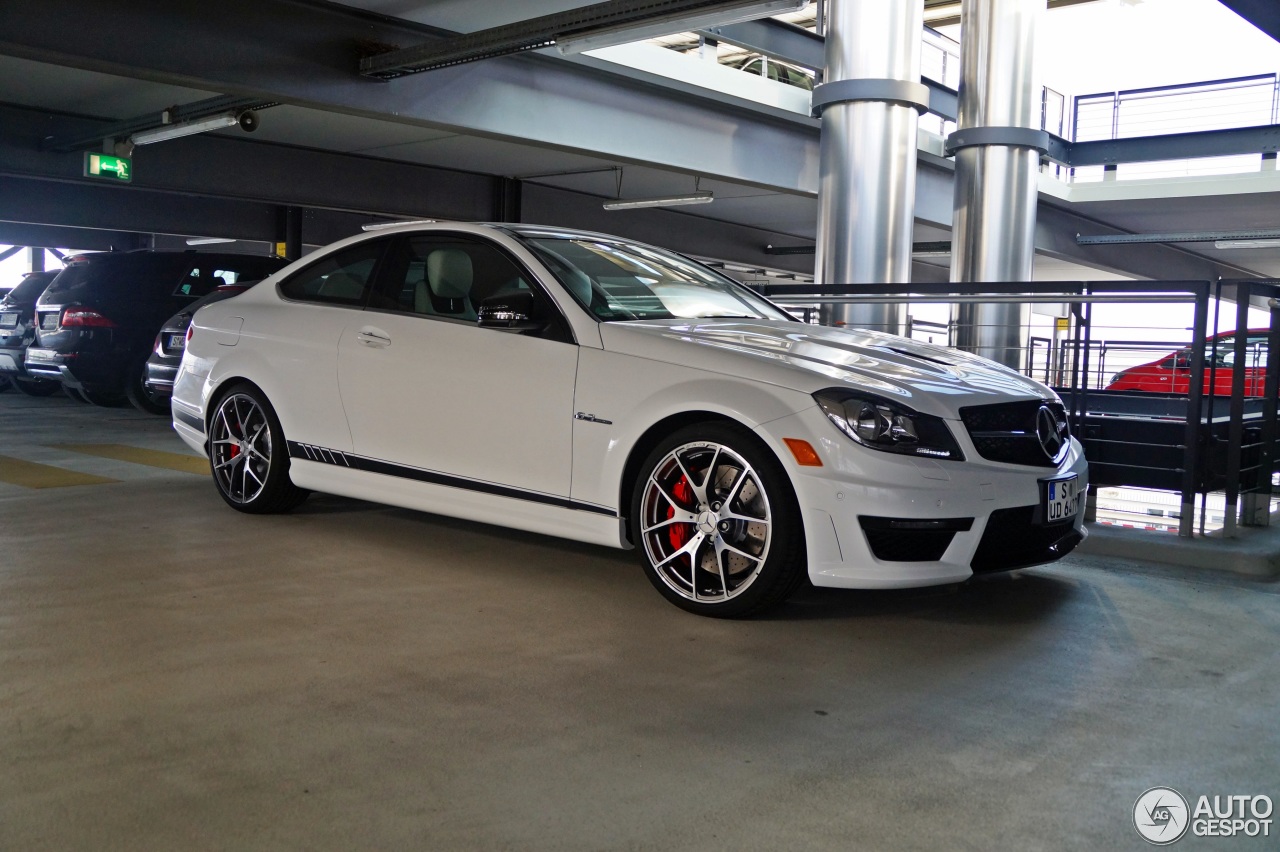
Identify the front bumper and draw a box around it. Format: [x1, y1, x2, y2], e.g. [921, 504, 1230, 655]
[757, 406, 1089, 590]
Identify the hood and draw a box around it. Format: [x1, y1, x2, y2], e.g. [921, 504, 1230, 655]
[600, 319, 1056, 418]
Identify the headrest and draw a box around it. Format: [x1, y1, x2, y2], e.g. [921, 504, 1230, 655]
[427, 249, 473, 299]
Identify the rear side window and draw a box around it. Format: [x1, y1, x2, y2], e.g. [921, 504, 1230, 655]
[278, 240, 387, 306]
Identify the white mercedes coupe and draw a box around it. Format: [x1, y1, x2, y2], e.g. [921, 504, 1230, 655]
[172, 222, 1088, 617]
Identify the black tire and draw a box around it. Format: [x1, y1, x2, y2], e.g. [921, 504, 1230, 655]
[125, 359, 171, 415]
[630, 422, 806, 618]
[13, 377, 61, 397]
[207, 382, 309, 514]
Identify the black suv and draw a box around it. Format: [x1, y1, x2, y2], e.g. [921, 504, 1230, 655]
[0, 270, 61, 396]
[27, 251, 287, 411]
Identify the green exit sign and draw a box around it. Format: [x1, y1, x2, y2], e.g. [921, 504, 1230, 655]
[84, 152, 132, 182]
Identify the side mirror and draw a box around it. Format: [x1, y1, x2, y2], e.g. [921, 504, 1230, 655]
[477, 290, 544, 333]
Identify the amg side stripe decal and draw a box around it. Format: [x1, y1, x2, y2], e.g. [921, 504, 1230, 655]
[286, 441, 616, 517]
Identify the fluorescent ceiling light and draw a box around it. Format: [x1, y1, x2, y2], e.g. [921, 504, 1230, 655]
[1214, 239, 1280, 249]
[558, 0, 807, 54]
[130, 111, 252, 146]
[603, 191, 715, 210]
[186, 237, 236, 246]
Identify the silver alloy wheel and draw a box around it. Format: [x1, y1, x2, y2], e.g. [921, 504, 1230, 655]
[210, 392, 273, 505]
[639, 440, 772, 604]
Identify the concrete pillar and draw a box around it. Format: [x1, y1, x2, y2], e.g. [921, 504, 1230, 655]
[812, 0, 927, 334]
[28, 246, 45, 273]
[947, 0, 1047, 368]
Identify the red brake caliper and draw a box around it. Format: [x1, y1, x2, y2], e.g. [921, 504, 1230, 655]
[667, 475, 693, 551]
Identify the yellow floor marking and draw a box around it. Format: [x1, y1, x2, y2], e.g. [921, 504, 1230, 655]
[0, 455, 120, 489]
[54, 444, 210, 476]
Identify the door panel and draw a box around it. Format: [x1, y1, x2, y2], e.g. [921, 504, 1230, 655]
[337, 314, 577, 496]
[337, 233, 579, 498]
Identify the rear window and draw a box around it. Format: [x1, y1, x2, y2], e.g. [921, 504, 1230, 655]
[40, 253, 284, 304]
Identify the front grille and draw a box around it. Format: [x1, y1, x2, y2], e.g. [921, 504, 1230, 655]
[38, 312, 59, 331]
[859, 516, 974, 562]
[970, 506, 1082, 573]
[960, 400, 1069, 467]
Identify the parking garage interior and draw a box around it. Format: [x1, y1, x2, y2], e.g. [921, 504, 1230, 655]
[2, 0, 1280, 848]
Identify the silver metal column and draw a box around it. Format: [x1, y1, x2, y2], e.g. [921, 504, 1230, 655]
[813, 0, 926, 334]
[948, 0, 1047, 368]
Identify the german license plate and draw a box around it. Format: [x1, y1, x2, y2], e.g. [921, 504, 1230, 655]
[167, 334, 186, 351]
[25, 347, 55, 361]
[0, 313, 16, 328]
[1042, 475, 1080, 524]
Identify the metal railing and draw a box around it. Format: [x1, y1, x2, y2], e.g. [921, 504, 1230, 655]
[1071, 74, 1280, 181]
[750, 279, 1280, 538]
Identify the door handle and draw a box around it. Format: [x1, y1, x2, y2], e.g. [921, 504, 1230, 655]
[356, 327, 391, 348]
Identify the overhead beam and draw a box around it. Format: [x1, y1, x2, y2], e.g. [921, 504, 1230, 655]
[359, 0, 807, 78]
[1066, 125, 1280, 167]
[695, 17, 822, 67]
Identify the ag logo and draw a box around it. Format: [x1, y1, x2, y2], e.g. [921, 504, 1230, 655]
[1134, 787, 1190, 844]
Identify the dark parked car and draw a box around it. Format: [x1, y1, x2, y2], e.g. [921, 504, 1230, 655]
[143, 282, 253, 406]
[0, 270, 62, 397]
[26, 250, 287, 412]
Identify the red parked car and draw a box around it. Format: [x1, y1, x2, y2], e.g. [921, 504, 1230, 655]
[1106, 330, 1271, 396]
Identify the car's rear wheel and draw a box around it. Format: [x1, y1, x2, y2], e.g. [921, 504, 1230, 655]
[12, 377, 59, 397]
[125, 358, 170, 415]
[208, 383, 308, 514]
[631, 422, 806, 618]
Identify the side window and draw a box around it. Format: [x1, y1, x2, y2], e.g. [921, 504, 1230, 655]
[278, 241, 386, 306]
[371, 234, 569, 342]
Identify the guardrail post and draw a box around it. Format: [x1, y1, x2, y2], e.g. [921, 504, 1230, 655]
[1179, 285, 1210, 537]
[1223, 283, 1251, 536]
[1251, 287, 1280, 526]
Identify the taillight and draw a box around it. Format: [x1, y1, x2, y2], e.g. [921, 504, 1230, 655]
[186, 324, 194, 345]
[154, 333, 164, 355]
[61, 308, 117, 328]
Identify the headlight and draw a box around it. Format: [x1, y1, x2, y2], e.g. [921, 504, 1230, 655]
[814, 390, 964, 461]
[1109, 373, 1122, 386]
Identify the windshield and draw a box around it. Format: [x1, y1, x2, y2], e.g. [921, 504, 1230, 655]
[519, 235, 790, 322]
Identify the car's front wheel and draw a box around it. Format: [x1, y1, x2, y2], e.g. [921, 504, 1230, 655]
[631, 422, 806, 618]
[208, 383, 309, 514]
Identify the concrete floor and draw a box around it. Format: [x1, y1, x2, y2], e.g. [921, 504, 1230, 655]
[1, 389, 1277, 851]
